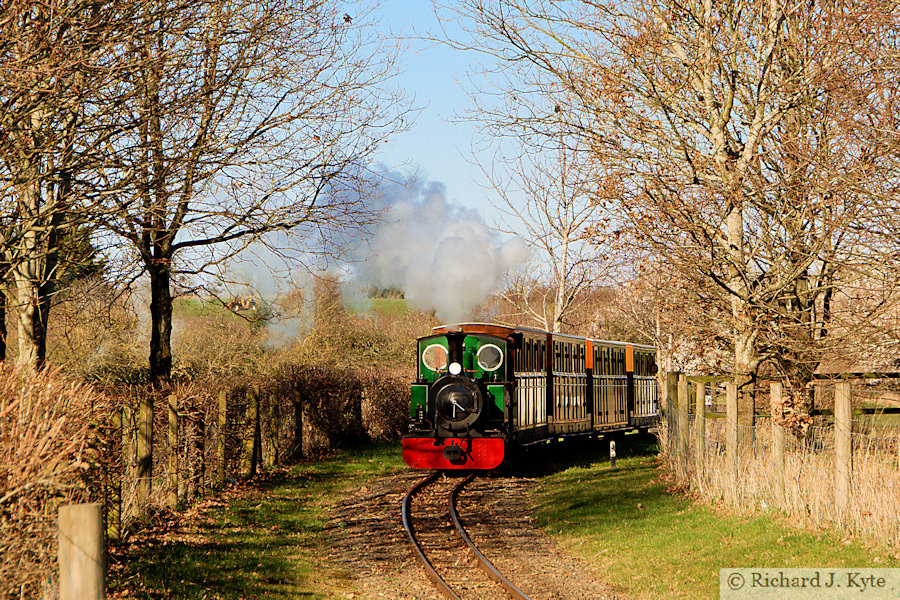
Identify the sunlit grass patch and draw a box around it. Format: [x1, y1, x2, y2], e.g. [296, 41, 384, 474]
[110, 442, 406, 599]
[531, 437, 898, 600]
[367, 298, 409, 318]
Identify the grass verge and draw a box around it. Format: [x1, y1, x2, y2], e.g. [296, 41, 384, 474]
[109, 442, 406, 599]
[530, 434, 899, 600]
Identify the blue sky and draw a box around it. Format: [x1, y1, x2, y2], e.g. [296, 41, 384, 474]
[372, 1, 500, 216]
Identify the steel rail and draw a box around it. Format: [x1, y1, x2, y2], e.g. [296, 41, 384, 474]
[449, 474, 532, 600]
[401, 471, 462, 600]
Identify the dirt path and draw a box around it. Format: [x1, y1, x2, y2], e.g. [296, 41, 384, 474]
[326, 470, 624, 600]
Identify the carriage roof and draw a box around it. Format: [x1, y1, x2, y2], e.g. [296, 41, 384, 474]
[428, 323, 655, 351]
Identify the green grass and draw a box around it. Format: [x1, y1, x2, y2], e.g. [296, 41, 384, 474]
[173, 296, 222, 318]
[110, 443, 406, 599]
[367, 298, 409, 318]
[861, 412, 900, 427]
[530, 435, 899, 600]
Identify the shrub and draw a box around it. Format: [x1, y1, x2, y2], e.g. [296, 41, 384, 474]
[359, 368, 411, 439]
[0, 367, 110, 599]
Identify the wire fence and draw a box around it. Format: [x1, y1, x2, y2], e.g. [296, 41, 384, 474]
[661, 373, 900, 548]
[1, 366, 412, 599]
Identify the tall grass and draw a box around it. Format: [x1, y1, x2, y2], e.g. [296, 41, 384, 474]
[663, 416, 900, 548]
[534, 437, 896, 600]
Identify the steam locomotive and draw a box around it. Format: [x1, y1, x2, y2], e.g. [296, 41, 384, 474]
[402, 323, 658, 470]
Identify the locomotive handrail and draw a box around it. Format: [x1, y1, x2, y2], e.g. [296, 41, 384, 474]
[448, 474, 533, 600]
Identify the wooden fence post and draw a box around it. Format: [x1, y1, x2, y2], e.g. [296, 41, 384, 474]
[194, 417, 206, 498]
[771, 381, 785, 508]
[217, 389, 227, 487]
[677, 374, 689, 479]
[168, 394, 178, 507]
[735, 374, 754, 452]
[264, 392, 280, 469]
[136, 394, 153, 524]
[666, 372, 680, 457]
[59, 503, 105, 600]
[835, 380, 852, 521]
[122, 404, 134, 524]
[241, 386, 261, 477]
[694, 381, 706, 482]
[726, 382, 738, 491]
[261, 390, 273, 470]
[186, 415, 196, 501]
[107, 410, 122, 542]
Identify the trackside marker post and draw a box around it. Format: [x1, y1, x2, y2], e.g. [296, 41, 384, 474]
[610, 440, 617, 468]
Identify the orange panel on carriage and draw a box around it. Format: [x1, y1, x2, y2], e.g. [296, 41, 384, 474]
[403, 437, 505, 470]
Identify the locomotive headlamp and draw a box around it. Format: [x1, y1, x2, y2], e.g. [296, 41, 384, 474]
[448, 361, 462, 376]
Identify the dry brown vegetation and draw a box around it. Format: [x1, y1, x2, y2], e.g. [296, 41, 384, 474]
[660, 381, 900, 549]
[0, 367, 113, 599]
[0, 272, 430, 598]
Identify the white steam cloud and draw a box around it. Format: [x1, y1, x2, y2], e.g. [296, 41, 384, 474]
[360, 178, 527, 322]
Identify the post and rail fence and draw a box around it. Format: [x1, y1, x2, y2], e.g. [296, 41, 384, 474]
[661, 372, 900, 545]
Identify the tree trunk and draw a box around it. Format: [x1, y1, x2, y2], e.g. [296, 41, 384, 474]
[551, 236, 569, 334]
[12, 162, 63, 370]
[13, 242, 56, 370]
[148, 260, 173, 383]
[725, 198, 759, 379]
[0, 289, 7, 362]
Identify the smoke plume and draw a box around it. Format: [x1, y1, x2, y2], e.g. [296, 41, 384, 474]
[359, 175, 527, 322]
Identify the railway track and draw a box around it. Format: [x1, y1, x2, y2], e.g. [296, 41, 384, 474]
[401, 472, 532, 600]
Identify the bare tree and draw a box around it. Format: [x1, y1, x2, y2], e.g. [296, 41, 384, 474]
[448, 0, 900, 390]
[95, 0, 410, 383]
[486, 131, 621, 333]
[0, 0, 139, 369]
